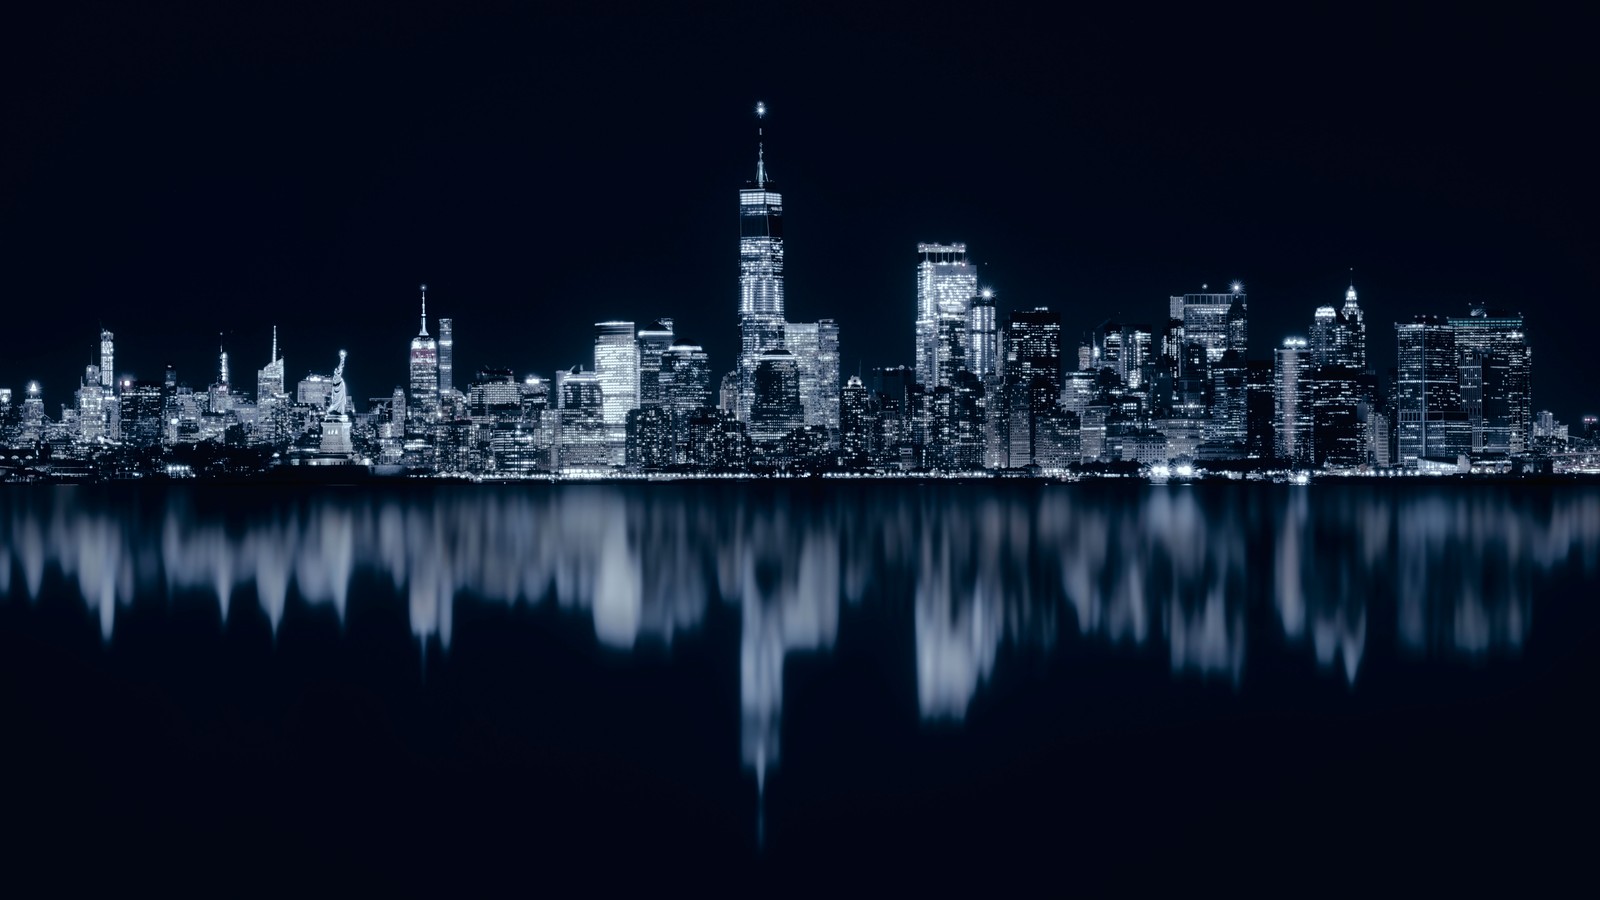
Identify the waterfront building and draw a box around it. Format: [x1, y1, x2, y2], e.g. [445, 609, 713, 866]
[1274, 338, 1313, 465]
[594, 320, 638, 466]
[839, 375, 875, 464]
[1396, 315, 1471, 465]
[1447, 307, 1530, 454]
[556, 368, 610, 471]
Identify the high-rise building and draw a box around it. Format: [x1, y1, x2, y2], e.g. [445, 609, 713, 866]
[737, 102, 785, 422]
[1180, 283, 1247, 365]
[76, 364, 106, 446]
[1208, 349, 1248, 448]
[409, 284, 440, 422]
[785, 318, 840, 434]
[661, 338, 712, 463]
[1339, 281, 1367, 371]
[839, 375, 875, 464]
[1274, 338, 1312, 465]
[1447, 307, 1530, 454]
[1246, 360, 1276, 459]
[99, 330, 114, 389]
[636, 319, 676, 408]
[968, 288, 1000, 379]
[1396, 315, 1470, 465]
[1309, 305, 1340, 367]
[1096, 321, 1154, 389]
[438, 317, 454, 399]
[1311, 365, 1364, 468]
[119, 381, 164, 448]
[915, 243, 977, 388]
[1001, 307, 1063, 467]
[594, 321, 638, 465]
[749, 349, 803, 446]
[257, 326, 285, 405]
[660, 339, 712, 414]
[556, 368, 609, 471]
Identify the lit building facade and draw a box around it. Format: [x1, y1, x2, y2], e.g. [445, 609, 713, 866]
[786, 318, 840, 434]
[737, 104, 785, 422]
[1274, 338, 1312, 465]
[409, 284, 440, 422]
[594, 320, 638, 465]
[915, 243, 977, 388]
[636, 319, 676, 408]
[968, 288, 1000, 379]
[749, 349, 803, 446]
[1180, 283, 1247, 365]
[1396, 315, 1470, 465]
[1447, 307, 1530, 454]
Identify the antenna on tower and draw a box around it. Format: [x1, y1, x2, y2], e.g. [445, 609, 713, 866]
[271, 325, 278, 363]
[420, 283, 429, 337]
[755, 101, 768, 185]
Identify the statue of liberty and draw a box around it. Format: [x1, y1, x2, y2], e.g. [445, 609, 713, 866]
[329, 349, 349, 417]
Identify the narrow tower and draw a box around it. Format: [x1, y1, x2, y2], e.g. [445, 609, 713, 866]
[737, 101, 786, 422]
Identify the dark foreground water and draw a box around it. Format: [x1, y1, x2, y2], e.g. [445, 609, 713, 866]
[2, 482, 1597, 890]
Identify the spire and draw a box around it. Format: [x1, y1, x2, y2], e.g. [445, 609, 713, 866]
[1345, 268, 1359, 306]
[755, 101, 768, 185]
[271, 325, 278, 363]
[419, 283, 429, 337]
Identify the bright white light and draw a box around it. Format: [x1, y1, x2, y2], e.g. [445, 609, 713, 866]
[1176, 464, 1195, 478]
[755, 102, 767, 118]
[1230, 281, 1243, 294]
[980, 288, 994, 300]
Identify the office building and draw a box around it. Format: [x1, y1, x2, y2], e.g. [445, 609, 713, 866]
[916, 243, 977, 387]
[968, 287, 1000, 379]
[737, 103, 786, 422]
[749, 349, 803, 445]
[636, 319, 676, 408]
[1274, 338, 1312, 465]
[1396, 315, 1470, 465]
[594, 321, 638, 465]
[1447, 307, 1530, 454]
[409, 284, 440, 422]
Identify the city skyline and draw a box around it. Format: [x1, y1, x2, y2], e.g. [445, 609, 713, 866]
[2, 7, 1593, 426]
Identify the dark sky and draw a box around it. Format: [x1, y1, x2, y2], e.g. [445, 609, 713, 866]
[3, 4, 1596, 419]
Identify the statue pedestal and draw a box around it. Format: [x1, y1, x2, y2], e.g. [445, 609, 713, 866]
[320, 414, 353, 456]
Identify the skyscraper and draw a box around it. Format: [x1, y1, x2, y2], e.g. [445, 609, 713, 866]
[636, 318, 676, 408]
[749, 349, 803, 446]
[787, 318, 841, 434]
[1396, 315, 1470, 465]
[1002, 308, 1064, 467]
[594, 321, 638, 466]
[99, 330, 114, 389]
[968, 287, 999, 379]
[1180, 283, 1247, 364]
[409, 284, 440, 422]
[1447, 307, 1530, 454]
[915, 243, 977, 388]
[737, 102, 785, 422]
[1274, 338, 1312, 465]
[438, 317, 454, 399]
[556, 368, 609, 471]
[257, 326, 285, 402]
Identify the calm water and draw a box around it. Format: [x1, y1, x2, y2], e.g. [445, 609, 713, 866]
[2, 482, 1597, 889]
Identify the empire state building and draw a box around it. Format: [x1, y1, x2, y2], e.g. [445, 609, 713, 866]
[736, 102, 785, 422]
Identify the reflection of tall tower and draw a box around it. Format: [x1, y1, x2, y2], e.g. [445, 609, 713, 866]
[409, 284, 439, 421]
[737, 102, 785, 422]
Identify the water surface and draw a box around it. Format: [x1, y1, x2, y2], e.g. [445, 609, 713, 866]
[2, 483, 1595, 889]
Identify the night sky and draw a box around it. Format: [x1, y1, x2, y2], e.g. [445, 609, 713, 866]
[3, 5, 1595, 420]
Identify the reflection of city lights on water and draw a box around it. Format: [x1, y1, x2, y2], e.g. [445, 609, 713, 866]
[3, 485, 1596, 793]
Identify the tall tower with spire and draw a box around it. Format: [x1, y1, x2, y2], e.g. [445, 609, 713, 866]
[736, 101, 786, 422]
[409, 283, 440, 423]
